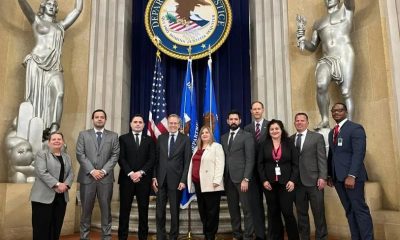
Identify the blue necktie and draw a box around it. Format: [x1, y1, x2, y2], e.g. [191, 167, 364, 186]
[169, 134, 175, 157]
[296, 133, 302, 152]
[96, 132, 102, 147]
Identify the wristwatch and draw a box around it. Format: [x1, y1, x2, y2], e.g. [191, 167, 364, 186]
[243, 178, 250, 182]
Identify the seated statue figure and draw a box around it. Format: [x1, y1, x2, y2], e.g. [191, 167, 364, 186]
[297, 0, 355, 129]
[18, 0, 82, 134]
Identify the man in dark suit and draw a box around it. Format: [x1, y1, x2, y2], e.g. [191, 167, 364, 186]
[327, 103, 374, 240]
[291, 112, 328, 240]
[244, 101, 268, 240]
[222, 110, 255, 240]
[152, 114, 191, 240]
[76, 109, 120, 240]
[117, 114, 155, 240]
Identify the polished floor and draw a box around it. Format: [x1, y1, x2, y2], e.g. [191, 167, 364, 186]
[60, 231, 340, 240]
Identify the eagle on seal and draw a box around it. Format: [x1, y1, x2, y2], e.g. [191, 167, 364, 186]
[175, 0, 211, 22]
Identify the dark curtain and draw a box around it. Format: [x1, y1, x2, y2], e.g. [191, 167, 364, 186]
[131, 0, 251, 134]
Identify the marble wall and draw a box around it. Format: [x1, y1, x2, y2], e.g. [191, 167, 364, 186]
[0, 0, 92, 237]
[288, 0, 400, 209]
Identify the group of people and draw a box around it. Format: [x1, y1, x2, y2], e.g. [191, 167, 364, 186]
[29, 102, 374, 240]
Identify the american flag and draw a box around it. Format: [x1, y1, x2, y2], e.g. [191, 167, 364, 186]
[147, 55, 168, 141]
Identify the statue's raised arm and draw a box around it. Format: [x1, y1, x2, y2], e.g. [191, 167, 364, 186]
[61, 0, 83, 30]
[18, 0, 36, 24]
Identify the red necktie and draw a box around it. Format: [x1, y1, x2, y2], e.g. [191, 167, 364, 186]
[333, 125, 340, 145]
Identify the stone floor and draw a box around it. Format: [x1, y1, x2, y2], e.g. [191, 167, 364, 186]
[60, 231, 340, 240]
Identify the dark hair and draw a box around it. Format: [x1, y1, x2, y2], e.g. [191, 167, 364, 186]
[266, 119, 289, 141]
[92, 109, 107, 119]
[227, 109, 241, 120]
[49, 131, 64, 140]
[251, 101, 264, 109]
[294, 112, 309, 121]
[332, 102, 347, 111]
[131, 114, 144, 122]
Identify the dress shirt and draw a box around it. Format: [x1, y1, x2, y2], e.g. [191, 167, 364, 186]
[254, 119, 264, 129]
[92, 128, 107, 175]
[295, 129, 308, 151]
[228, 128, 240, 142]
[132, 131, 142, 146]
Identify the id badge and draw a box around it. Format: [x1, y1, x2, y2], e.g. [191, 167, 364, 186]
[275, 166, 281, 176]
[338, 138, 343, 146]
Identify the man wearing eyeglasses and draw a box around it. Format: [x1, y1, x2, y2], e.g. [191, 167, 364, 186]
[327, 103, 374, 240]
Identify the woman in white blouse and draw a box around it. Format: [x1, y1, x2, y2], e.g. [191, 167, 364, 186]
[187, 126, 225, 240]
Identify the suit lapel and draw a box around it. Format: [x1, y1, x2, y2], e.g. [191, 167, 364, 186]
[301, 132, 312, 153]
[169, 133, 182, 158]
[261, 119, 268, 137]
[90, 130, 99, 151]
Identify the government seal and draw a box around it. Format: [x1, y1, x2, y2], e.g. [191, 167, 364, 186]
[145, 0, 232, 60]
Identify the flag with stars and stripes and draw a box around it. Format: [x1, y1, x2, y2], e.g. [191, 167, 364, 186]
[147, 55, 168, 141]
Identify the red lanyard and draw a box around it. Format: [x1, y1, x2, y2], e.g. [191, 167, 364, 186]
[272, 144, 281, 162]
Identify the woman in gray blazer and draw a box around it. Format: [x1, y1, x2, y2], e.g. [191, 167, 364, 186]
[187, 126, 225, 240]
[30, 132, 74, 240]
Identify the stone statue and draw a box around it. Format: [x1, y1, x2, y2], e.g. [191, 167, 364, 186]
[296, 0, 355, 129]
[5, 0, 83, 183]
[18, 0, 83, 134]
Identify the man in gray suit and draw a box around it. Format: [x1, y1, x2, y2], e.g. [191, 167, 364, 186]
[152, 114, 191, 240]
[291, 112, 328, 240]
[76, 109, 120, 240]
[222, 110, 255, 240]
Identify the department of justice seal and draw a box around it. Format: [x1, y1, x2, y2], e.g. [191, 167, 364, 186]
[145, 0, 232, 60]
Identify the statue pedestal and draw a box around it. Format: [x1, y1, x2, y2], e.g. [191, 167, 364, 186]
[0, 183, 77, 240]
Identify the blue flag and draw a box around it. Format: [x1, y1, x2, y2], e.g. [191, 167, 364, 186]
[179, 59, 198, 209]
[203, 57, 220, 142]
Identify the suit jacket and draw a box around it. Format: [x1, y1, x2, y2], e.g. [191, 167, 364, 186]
[244, 119, 269, 144]
[221, 129, 255, 183]
[187, 142, 225, 193]
[257, 139, 299, 185]
[154, 132, 191, 190]
[328, 120, 367, 182]
[76, 129, 120, 184]
[118, 132, 155, 184]
[290, 130, 327, 187]
[30, 150, 74, 204]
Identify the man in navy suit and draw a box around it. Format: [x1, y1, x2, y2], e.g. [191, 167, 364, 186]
[327, 103, 374, 240]
[152, 114, 191, 240]
[118, 114, 155, 240]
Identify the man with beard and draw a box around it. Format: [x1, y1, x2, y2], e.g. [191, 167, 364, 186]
[76, 109, 120, 240]
[221, 110, 255, 240]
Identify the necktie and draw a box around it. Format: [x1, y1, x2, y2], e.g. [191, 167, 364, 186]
[333, 124, 340, 145]
[255, 123, 261, 142]
[135, 133, 140, 148]
[296, 133, 302, 152]
[228, 132, 235, 151]
[96, 132, 102, 147]
[169, 134, 175, 157]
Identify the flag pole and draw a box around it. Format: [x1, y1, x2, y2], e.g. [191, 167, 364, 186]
[179, 45, 200, 240]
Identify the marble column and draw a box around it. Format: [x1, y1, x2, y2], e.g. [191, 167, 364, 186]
[249, 0, 293, 128]
[383, 0, 400, 169]
[87, 0, 132, 133]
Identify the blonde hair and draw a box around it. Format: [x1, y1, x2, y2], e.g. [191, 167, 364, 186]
[196, 126, 215, 149]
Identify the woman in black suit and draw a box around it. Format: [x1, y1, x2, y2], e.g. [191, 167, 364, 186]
[258, 119, 299, 240]
[30, 132, 74, 240]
